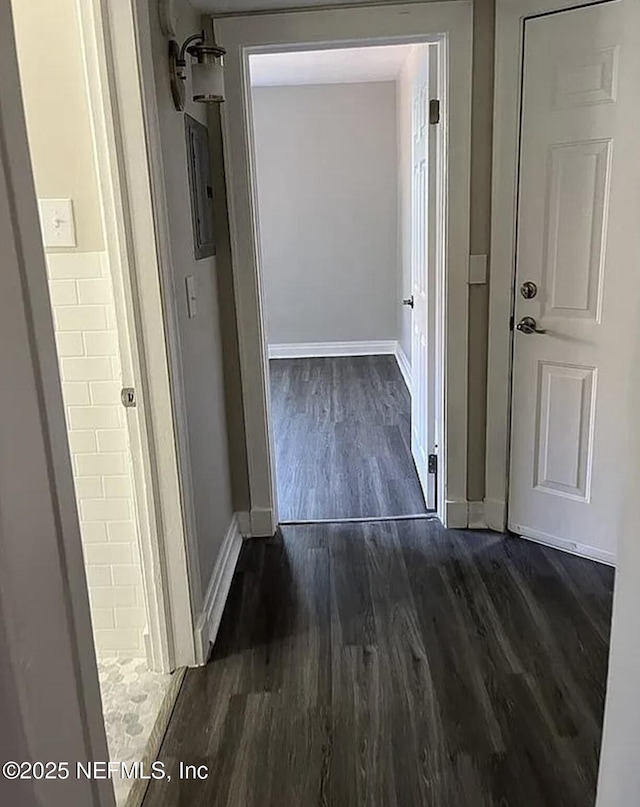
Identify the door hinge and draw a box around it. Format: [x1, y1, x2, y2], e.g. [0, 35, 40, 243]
[428, 454, 438, 474]
[429, 99, 441, 125]
[121, 387, 137, 408]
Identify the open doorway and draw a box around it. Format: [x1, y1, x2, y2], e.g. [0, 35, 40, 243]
[247, 42, 445, 523]
[216, 3, 472, 533]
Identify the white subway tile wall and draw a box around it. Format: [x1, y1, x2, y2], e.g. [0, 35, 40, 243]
[46, 252, 147, 659]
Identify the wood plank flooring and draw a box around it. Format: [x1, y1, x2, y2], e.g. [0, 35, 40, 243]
[269, 356, 428, 520]
[142, 520, 614, 807]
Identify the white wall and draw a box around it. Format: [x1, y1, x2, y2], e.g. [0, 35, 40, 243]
[149, 0, 234, 590]
[47, 252, 147, 658]
[252, 82, 399, 346]
[11, 0, 104, 252]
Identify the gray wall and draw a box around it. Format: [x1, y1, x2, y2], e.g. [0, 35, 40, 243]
[252, 82, 399, 345]
[467, 0, 495, 501]
[149, 0, 234, 589]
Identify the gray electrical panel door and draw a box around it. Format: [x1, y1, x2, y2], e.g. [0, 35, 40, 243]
[185, 113, 216, 259]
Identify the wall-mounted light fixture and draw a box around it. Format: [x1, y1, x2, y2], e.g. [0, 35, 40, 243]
[169, 31, 226, 111]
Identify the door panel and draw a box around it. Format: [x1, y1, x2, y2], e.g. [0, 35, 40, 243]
[534, 362, 596, 501]
[410, 44, 438, 509]
[508, 0, 640, 558]
[544, 139, 610, 320]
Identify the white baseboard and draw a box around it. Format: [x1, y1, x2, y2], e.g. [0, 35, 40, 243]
[268, 340, 397, 359]
[467, 501, 487, 530]
[194, 514, 244, 665]
[394, 344, 412, 390]
[516, 527, 616, 567]
[444, 499, 469, 529]
[484, 498, 507, 532]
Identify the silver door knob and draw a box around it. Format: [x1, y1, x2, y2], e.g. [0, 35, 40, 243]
[402, 296, 414, 309]
[516, 316, 546, 335]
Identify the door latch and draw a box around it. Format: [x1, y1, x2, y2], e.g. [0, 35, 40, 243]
[121, 387, 137, 408]
[402, 295, 414, 309]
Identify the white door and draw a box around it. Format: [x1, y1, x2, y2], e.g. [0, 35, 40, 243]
[410, 44, 439, 510]
[509, 0, 640, 561]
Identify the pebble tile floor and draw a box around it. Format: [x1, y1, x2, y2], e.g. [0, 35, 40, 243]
[98, 658, 172, 806]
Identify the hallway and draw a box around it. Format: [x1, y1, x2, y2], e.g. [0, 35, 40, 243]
[269, 355, 428, 520]
[143, 520, 613, 807]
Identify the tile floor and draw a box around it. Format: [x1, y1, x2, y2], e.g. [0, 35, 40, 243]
[98, 657, 172, 806]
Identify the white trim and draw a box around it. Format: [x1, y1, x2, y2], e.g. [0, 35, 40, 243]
[194, 515, 244, 665]
[467, 501, 487, 530]
[516, 529, 616, 568]
[486, 0, 611, 532]
[250, 507, 276, 537]
[235, 508, 273, 538]
[268, 340, 397, 359]
[484, 497, 506, 531]
[100, 0, 202, 667]
[0, 5, 114, 802]
[395, 343, 412, 391]
[445, 499, 469, 529]
[237, 510, 252, 536]
[215, 0, 472, 537]
[76, 0, 173, 673]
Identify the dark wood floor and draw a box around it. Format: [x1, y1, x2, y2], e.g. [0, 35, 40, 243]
[143, 520, 614, 807]
[269, 356, 428, 520]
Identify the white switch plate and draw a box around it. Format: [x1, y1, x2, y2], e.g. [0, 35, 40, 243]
[185, 275, 197, 318]
[469, 254, 488, 285]
[38, 198, 77, 248]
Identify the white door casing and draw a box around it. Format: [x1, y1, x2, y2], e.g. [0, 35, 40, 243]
[77, 0, 200, 667]
[1, 2, 114, 802]
[77, 0, 172, 672]
[215, 3, 472, 529]
[410, 43, 440, 510]
[508, 0, 640, 564]
[410, 45, 429, 496]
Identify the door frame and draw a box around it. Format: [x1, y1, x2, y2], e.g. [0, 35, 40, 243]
[1, 3, 115, 802]
[76, 0, 170, 672]
[407, 42, 445, 513]
[215, 1, 473, 530]
[485, 0, 613, 533]
[74, 0, 202, 668]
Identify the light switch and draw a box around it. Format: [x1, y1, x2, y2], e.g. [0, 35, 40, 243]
[38, 198, 77, 248]
[186, 275, 197, 318]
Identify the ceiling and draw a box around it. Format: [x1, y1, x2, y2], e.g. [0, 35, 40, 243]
[249, 45, 414, 87]
[194, 0, 404, 12]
